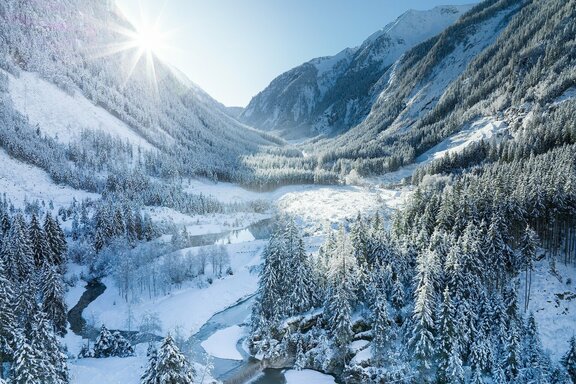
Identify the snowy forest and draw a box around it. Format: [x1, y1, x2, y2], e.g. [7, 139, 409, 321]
[0, 0, 575, 383]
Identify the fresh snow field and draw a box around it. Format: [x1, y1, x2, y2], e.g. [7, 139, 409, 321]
[0, 149, 99, 209]
[283, 369, 337, 384]
[201, 325, 246, 360]
[523, 259, 576, 361]
[6, 69, 155, 150]
[80, 240, 266, 336]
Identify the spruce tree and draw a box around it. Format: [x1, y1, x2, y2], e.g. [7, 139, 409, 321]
[141, 343, 158, 384]
[93, 325, 114, 358]
[153, 335, 195, 384]
[371, 293, 390, 366]
[11, 333, 41, 384]
[28, 214, 51, 269]
[561, 336, 576, 383]
[44, 214, 66, 266]
[29, 313, 69, 384]
[0, 258, 16, 377]
[6, 214, 34, 282]
[41, 265, 68, 337]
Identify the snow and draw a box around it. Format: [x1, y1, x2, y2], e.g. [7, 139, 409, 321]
[6, 70, 155, 151]
[365, 5, 474, 46]
[83, 240, 266, 336]
[523, 259, 576, 361]
[185, 179, 407, 232]
[143, 205, 269, 237]
[415, 117, 508, 163]
[369, 117, 508, 186]
[70, 355, 145, 384]
[278, 186, 379, 227]
[0, 149, 99, 209]
[201, 325, 246, 361]
[552, 87, 576, 105]
[283, 369, 336, 384]
[384, 5, 517, 133]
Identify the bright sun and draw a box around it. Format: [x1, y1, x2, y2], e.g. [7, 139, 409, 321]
[134, 25, 164, 55]
[95, 3, 178, 94]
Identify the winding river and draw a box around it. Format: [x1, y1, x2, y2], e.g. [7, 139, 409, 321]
[68, 217, 334, 383]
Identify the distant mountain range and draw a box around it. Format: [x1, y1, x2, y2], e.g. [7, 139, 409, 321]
[240, 5, 474, 138]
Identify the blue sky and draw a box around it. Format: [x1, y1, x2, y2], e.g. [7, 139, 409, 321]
[116, 0, 476, 107]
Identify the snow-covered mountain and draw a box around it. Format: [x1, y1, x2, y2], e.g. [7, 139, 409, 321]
[0, 0, 276, 197]
[240, 4, 474, 138]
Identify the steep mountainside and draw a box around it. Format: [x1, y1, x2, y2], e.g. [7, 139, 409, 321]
[0, 0, 276, 193]
[242, 0, 575, 189]
[240, 4, 474, 138]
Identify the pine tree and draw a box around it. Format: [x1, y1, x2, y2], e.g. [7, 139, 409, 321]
[410, 251, 437, 374]
[28, 214, 51, 269]
[93, 325, 114, 358]
[141, 343, 158, 384]
[41, 266, 68, 337]
[371, 293, 390, 366]
[6, 214, 34, 282]
[447, 345, 465, 384]
[503, 319, 521, 381]
[153, 335, 195, 384]
[112, 331, 135, 357]
[438, 287, 456, 383]
[327, 282, 353, 352]
[561, 336, 576, 383]
[29, 313, 69, 384]
[0, 258, 16, 377]
[521, 225, 538, 312]
[11, 333, 41, 384]
[44, 214, 66, 266]
[391, 275, 405, 312]
[288, 238, 318, 315]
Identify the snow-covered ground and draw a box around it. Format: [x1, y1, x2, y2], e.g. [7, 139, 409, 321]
[143, 205, 270, 237]
[81, 240, 266, 336]
[185, 179, 410, 233]
[0, 149, 99, 209]
[201, 325, 246, 360]
[415, 117, 508, 163]
[5, 69, 155, 151]
[283, 369, 336, 384]
[369, 117, 509, 186]
[523, 259, 576, 361]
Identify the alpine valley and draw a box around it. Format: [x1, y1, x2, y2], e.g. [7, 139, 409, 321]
[0, 0, 574, 383]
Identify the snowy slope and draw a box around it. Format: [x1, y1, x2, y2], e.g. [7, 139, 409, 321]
[6, 70, 155, 150]
[0, 149, 99, 209]
[383, 6, 516, 133]
[240, 4, 474, 137]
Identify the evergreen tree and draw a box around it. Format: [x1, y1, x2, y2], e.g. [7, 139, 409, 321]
[520, 225, 538, 312]
[112, 331, 135, 357]
[29, 313, 69, 384]
[438, 287, 456, 383]
[503, 319, 521, 381]
[11, 333, 41, 384]
[288, 238, 318, 315]
[141, 343, 158, 384]
[41, 266, 68, 337]
[0, 258, 16, 377]
[561, 336, 576, 383]
[153, 335, 195, 384]
[371, 293, 390, 366]
[93, 325, 114, 358]
[327, 282, 352, 353]
[410, 251, 437, 374]
[6, 214, 34, 282]
[44, 214, 66, 266]
[28, 214, 51, 269]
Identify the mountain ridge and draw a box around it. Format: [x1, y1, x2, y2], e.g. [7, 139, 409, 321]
[240, 4, 475, 138]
